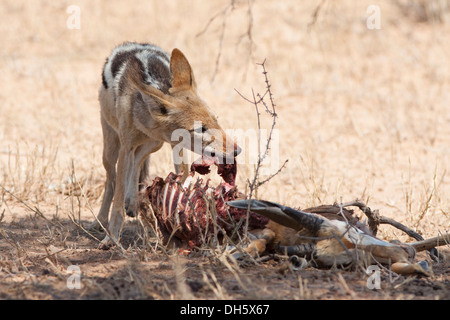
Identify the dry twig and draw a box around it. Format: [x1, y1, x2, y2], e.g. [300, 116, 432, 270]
[340, 200, 424, 241]
[235, 60, 288, 235]
[197, 0, 255, 82]
[340, 200, 447, 261]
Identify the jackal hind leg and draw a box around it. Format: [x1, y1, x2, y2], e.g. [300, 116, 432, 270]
[89, 116, 119, 233]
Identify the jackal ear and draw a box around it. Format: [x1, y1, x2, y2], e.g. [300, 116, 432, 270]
[170, 48, 197, 92]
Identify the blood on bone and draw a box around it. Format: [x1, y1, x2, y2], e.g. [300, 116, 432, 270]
[140, 156, 268, 247]
[190, 156, 237, 186]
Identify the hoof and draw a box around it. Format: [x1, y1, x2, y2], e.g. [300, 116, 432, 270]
[124, 201, 137, 217]
[391, 261, 433, 277]
[289, 255, 308, 270]
[126, 208, 137, 218]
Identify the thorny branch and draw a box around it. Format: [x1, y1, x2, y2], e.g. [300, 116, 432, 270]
[235, 60, 288, 234]
[256, 159, 289, 189]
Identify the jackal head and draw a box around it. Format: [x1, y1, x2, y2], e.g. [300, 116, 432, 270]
[127, 48, 240, 164]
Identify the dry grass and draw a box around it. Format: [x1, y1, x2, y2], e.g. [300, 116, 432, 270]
[0, 0, 449, 300]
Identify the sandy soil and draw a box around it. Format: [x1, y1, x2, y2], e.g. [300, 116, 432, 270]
[0, 0, 449, 300]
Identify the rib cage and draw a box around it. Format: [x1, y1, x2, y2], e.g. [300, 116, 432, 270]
[139, 172, 268, 247]
[139, 171, 365, 249]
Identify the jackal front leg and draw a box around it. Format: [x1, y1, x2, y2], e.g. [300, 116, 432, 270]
[124, 142, 162, 218]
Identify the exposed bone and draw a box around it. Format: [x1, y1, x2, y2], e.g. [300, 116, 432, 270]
[139, 162, 267, 247]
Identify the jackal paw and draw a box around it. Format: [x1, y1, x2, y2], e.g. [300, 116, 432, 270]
[124, 199, 138, 217]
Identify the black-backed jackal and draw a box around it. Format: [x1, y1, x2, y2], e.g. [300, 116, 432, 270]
[93, 42, 240, 248]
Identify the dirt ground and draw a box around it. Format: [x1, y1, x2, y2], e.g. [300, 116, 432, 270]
[0, 215, 448, 300]
[0, 0, 449, 300]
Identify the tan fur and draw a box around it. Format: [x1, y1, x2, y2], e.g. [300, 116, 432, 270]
[265, 221, 299, 246]
[93, 48, 240, 248]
